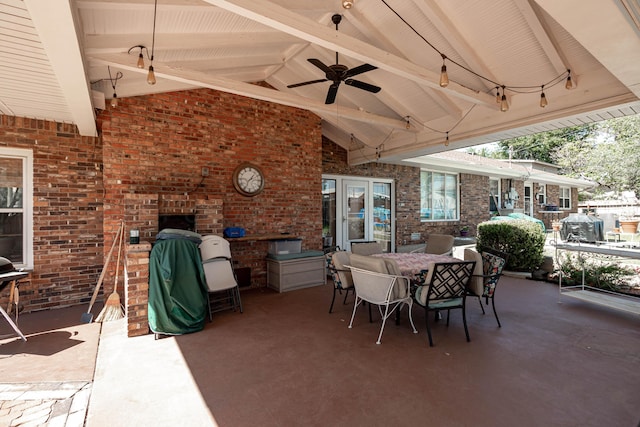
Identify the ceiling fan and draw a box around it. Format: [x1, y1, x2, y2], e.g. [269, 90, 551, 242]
[287, 14, 381, 105]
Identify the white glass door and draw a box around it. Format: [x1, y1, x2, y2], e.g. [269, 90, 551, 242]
[343, 180, 368, 250]
[524, 183, 533, 216]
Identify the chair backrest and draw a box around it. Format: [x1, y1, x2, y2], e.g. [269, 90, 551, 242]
[348, 253, 388, 273]
[199, 235, 231, 260]
[463, 248, 484, 296]
[351, 241, 383, 256]
[327, 250, 353, 290]
[481, 251, 507, 297]
[416, 261, 475, 306]
[202, 258, 238, 292]
[348, 254, 409, 298]
[425, 234, 455, 255]
[349, 267, 399, 305]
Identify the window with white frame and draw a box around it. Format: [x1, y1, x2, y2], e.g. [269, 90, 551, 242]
[420, 170, 459, 221]
[0, 148, 33, 268]
[559, 187, 571, 209]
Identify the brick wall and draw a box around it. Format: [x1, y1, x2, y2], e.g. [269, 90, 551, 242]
[0, 116, 103, 312]
[99, 88, 323, 288]
[322, 137, 491, 244]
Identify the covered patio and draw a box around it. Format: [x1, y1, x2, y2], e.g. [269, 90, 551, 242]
[2, 274, 639, 426]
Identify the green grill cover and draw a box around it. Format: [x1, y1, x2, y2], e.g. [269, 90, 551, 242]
[148, 238, 208, 335]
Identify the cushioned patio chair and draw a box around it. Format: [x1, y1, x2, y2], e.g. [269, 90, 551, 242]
[351, 241, 383, 255]
[464, 248, 508, 327]
[411, 233, 455, 256]
[413, 260, 476, 347]
[425, 234, 455, 255]
[347, 256, 417, 345]
[326, 250, 355, 313]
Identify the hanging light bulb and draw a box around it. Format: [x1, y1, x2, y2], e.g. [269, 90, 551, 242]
[107, 66, 123, 109]
[495, 87, 501, 104]
[500, 87, 509, 112]
[439, 54, 449, 88]
[565, 69, 573, 90]
[147, 64, 156, 85]
[405, 117, 411, 130]
[342, 0, 354, 9]
[128, 45, 148, 69]
[444, 132, 450, 146]
[147, 0, 158, 85]
[539, 86, 548, 108]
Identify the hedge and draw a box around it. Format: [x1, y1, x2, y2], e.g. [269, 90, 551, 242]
[476, 219, 546, 271]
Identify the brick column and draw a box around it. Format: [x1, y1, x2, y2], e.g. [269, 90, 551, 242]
[124, 241, 152, 337]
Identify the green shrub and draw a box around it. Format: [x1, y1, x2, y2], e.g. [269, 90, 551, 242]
[476, 219, 546, 271]
[556, 252, 636, 292]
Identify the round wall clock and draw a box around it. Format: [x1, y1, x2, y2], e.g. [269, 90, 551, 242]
[232, 162, 265, 196]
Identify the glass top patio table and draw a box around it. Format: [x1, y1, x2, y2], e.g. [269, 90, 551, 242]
[372, 252, 460, 277]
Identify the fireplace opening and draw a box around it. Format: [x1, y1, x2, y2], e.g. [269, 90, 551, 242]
[158, 214, 196, 232]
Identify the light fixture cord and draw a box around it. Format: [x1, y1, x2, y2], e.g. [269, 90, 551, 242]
[379, 0, 570, 93]
[107, 66, 123, 92]
[150, 0, 158, 62]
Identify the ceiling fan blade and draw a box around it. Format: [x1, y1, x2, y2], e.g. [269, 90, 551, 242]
[308, 58, 332, 74]
[345, 63, 377, 78]
[325, 84, 339, 104]
[345, 79, 381, 93]
[287, 79, 328, 89]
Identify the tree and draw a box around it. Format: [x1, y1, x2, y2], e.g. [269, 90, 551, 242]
[494, 116, 640, 196]
[555, 115, 640, 195]
[495, 124, 597, 163]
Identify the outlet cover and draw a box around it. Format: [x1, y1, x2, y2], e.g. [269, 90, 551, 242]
[201, 167, 210, 177]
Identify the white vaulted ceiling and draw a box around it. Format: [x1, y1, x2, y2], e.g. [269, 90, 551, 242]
[2, 0, 640, 164]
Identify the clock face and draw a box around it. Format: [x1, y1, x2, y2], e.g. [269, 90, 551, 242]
[233, 163, 264, 196]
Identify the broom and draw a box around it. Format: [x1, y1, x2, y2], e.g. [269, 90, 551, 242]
[81, 222, 123, 323]
[95, 220, 125, 322]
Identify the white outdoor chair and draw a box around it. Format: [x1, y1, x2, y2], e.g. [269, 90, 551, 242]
[199, 235, 243, 321]
[347, 262, 418, 345]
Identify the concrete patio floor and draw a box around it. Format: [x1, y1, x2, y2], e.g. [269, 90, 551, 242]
[1, 274, 639, 426]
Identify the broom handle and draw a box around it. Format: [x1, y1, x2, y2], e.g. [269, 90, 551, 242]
[87, 222, 123, 312]
[113, 220, 124, 293]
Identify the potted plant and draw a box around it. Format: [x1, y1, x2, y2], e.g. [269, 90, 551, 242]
[459, 225, 470, 237]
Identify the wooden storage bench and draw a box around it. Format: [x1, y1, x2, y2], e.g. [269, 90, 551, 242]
[266, 251, 326, 292]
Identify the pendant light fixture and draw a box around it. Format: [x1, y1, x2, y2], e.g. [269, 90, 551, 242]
[500, 86, 509, 112]
[342, 0, 354, 9]
[127, 45, 148, 69]
[147, 0, 158, 85]
[495, 87, 501, 104]
[439, 54, 449, 88]
[107, 66, 123, 108]
[565, 69, 573, 90]
[539, 85, 548, 108]
[405, 116, 411, 129]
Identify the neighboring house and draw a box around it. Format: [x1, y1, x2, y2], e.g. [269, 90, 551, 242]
[0, 89, 593, 315]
